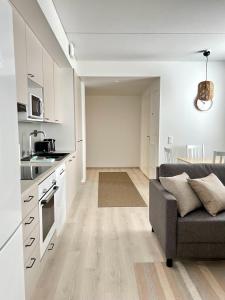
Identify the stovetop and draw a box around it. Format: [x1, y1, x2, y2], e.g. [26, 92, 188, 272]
[21, 165, 51, 180]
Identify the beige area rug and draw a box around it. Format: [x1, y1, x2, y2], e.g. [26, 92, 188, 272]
[134, 261, 225, 300]
[98, 172, 147, 207]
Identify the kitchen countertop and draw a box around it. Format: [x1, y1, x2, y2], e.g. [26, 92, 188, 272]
[20, 151, 75, 196]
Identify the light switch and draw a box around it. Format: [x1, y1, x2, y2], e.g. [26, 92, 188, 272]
[168, 136, 174, 145]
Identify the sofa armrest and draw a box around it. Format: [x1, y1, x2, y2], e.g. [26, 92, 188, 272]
[149, 179, 177, 258]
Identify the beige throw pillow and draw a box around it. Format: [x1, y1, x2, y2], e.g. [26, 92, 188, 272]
[188, 173, 225, 216]
[159, 172, 202, 217]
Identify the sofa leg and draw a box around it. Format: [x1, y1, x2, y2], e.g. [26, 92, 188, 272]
[151, 227, 154, 232]
[166, 259, 173, 268]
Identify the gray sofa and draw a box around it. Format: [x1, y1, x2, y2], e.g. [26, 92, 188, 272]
[149, 163, 225, 267]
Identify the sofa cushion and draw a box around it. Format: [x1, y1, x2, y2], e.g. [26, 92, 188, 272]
[188, 173, 225, 216]
[177, 208, 225, 243]
[157, 164, 225, 185]
[159, 172, 201, 217]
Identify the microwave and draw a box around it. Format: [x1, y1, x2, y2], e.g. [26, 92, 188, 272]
[28, 93, 43, 119]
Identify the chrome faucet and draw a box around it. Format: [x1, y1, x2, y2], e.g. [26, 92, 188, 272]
[29, 130, 46, 155]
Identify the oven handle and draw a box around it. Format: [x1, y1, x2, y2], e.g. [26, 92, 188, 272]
[41, 186, 59, 205]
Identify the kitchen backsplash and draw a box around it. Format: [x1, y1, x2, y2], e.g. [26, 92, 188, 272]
[18, 122, 43, 157]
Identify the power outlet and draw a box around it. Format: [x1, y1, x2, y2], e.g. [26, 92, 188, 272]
[168, 136, 174, 145]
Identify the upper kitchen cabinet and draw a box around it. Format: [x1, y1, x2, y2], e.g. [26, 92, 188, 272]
[43, 49, 54, 122]
[54, 63, 63, 123]
[26, 26, 43, 86]
[13, 9, 27, 105]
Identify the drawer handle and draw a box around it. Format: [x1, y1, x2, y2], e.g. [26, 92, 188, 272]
[27, 73, 34, 78]
[26, 257, 36, 269]
[48, 243, 55, 251]
[25, 217, 34, 225]
[60, 169, 65, 175]
[24, 195, 34, 203]
[69, 159, 72, 162]
[72, 156, 75, 158]
[25, 237, 35, 247]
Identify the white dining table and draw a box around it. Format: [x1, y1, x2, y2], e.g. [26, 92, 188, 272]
[177, 157, 214, 164]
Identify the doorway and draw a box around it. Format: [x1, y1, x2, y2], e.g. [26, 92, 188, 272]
[140, 78, 160, 178]
[84, 76, 160, 178]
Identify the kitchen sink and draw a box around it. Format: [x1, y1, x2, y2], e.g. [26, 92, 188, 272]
[21, 152, 69, 162]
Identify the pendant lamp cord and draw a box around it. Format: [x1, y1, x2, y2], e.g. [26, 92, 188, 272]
[206, 55, 208, 81]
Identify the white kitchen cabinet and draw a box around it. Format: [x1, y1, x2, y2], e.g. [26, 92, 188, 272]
[55, 164, 66, 235]
[66, 154, 77, 210]
[0, 225, 25, 300]
[26, 26, 43, 86]
[54, 62, 63, 123]
[0, 0, 22, 249]
[75, 141, 82, 190]
[43, 49, 54, 121]
[13, 9, 27, 105]
[74, 71, 83, 186]
[74, 72, 83, 140]
[24, 243, 40, 300]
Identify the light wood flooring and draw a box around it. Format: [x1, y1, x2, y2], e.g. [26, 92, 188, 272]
[32, 168, 164, 300]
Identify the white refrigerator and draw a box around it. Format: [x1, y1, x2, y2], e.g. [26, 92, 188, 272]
[0, 0, 25, 299]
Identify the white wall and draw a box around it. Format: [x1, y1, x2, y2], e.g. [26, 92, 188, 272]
[79, 61, 225, 163]
[86, 95, 141, 167]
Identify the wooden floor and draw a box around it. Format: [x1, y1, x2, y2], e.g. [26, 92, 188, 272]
[32, 168, 164, 300]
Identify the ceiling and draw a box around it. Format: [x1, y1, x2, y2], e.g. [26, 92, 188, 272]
[53, 0, 225, 61]
[85, 77, 154, 96]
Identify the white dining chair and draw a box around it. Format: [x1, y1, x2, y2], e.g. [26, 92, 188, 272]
[186, 144, 205, 161]
[213, 151, 225, 163]
[164, 147, 173, 163]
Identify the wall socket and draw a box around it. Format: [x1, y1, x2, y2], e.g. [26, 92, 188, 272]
[168, 136, 174, 145]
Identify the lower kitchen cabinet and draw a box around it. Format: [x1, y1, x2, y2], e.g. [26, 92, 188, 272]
[25, 243, 40, 300]
[66, 154, 77, 211]
[23, 223, 39, 265]
[38, 233, 57, 281]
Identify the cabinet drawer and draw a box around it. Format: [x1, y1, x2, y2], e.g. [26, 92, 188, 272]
[23, 205, 39, 240]
[25, 244, 40, 300]
[23, 223, 39, 265]
[21, 185, 38, 219]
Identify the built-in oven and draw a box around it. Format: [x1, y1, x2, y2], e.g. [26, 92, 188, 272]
[38, 172, 58, 258]
[28, 93, 43, 119]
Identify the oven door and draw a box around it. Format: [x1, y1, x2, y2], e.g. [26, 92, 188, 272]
[29, 94, 43, 119]
[39, 185, 58, 257]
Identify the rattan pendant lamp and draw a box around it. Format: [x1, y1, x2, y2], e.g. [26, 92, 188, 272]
[195, 50, 214, 111]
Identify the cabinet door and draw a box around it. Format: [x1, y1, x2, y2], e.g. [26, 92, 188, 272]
[43, 49, 54, 121]
[0, 226, 25, 300]
[74, 72, 82, 140]
[66, 157, 73, 211]
[54, 63, 63, 122]
[13, 9, 27, 105]
[26, 26, 43, 86]
[66, 155, 76, 210]
[0, 0, 22, 249]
